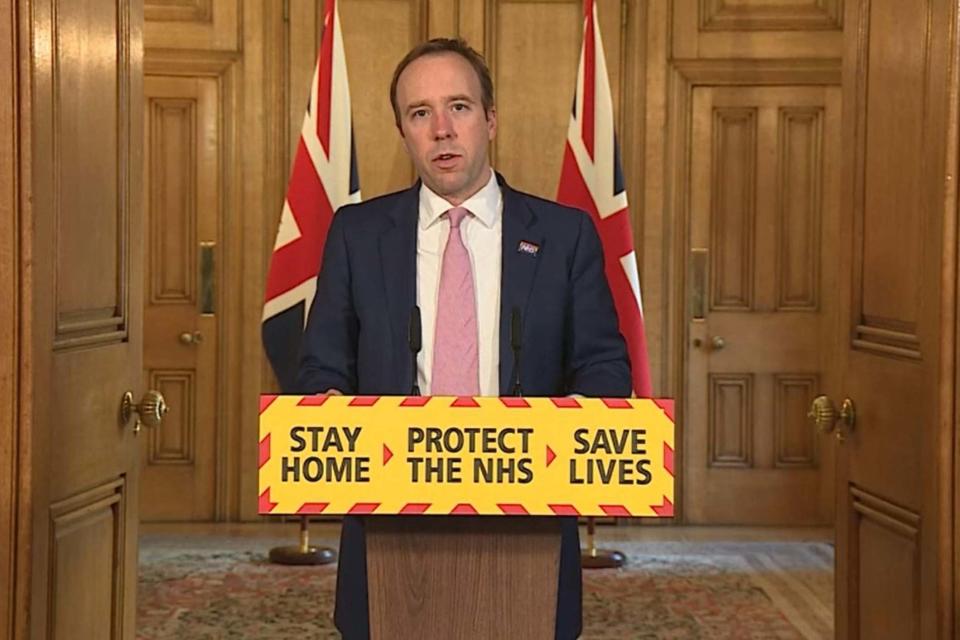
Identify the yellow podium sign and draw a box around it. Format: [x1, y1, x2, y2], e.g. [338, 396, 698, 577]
[258, 395, 674, 517]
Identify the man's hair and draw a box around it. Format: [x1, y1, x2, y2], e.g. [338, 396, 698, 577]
[389, 38, 495, 128]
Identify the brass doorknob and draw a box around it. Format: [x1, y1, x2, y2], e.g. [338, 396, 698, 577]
[808, 395, 856, 441]
[179, 331, 204, 345]
[121, 390, 168, 434]
[711, 335, 726, 350]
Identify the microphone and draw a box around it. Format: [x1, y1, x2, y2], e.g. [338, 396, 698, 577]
[511, 307, 523, 397]
[408, 306, 422, 396]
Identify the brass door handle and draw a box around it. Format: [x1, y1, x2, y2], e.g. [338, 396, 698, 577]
[808, 395, 856, 441]
[692, 336, 728, 350]
[121, 390, 168, 434]
[179, 331, 204, 345]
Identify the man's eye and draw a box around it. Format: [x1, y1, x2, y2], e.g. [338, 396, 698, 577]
[411, 109, 428, 119]
[452, 103, 469, 112]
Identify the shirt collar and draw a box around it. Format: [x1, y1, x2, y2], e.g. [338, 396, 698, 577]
[418, 169, 502, 230]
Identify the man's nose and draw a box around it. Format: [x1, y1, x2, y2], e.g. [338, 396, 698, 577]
[431, 110, 454, 140]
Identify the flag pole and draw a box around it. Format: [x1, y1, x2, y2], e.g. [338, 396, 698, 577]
[262, 0, 357, 569]
[559, 0, 650, 570]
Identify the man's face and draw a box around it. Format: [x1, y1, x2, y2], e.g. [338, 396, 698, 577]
[394, 52, 497, 205]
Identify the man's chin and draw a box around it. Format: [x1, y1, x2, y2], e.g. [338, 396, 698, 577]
[425, 176, 467, 200]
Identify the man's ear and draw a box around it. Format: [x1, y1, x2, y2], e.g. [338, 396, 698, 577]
[399, 125, 413, 156]
[486, 106, 497, 141]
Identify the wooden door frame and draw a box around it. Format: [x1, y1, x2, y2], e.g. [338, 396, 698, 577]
[237, 0, 286, 521]
[1, 0, 31, 637]
[946, 6, 960, 631]
[937, 19, 958, 635]
[947, 6, 960, 632]
[142, 49, 241, 521]
[659, 58, 840, 522]
[141, 0, 286, 523]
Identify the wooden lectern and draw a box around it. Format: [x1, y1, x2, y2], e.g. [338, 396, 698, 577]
[365, 516, 562, 640]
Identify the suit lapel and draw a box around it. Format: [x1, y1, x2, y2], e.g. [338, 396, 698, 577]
[379, 185, 419, 393]
[498, 177, 544, 394]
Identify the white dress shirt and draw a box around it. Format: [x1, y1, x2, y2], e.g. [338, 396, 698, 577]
[417, 169, 502, 396]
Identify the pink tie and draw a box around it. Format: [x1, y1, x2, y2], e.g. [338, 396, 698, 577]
[432, 207, 480, 396]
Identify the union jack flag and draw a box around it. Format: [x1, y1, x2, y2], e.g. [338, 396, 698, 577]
[262, 0, 361, 392]
[557, 0, 652, 397]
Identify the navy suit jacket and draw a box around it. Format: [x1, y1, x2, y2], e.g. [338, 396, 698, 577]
[296, 174, 631, 639]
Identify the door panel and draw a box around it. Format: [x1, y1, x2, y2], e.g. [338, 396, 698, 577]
[686, 84, 840, 524]
[672, 0, 843, 59]
[141, 74, 219, 521]
[49, 481, 128, 640]
[29, 0, 145, 637]
[144, 0, 238, 51]
[836, 0, 953, 636]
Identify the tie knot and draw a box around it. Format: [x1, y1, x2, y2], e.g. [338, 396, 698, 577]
[446, 207, 470, 228]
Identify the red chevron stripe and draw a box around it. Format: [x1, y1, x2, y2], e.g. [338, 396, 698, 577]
[297, 502, 329, 514]
[601, 398, 632, 409]
[258, 488, 277, 513]
[348, 503, 380, 514]
[664, 442, 675, 477]
[259, 395, 279, 414]
[654, 398, 675, 422]
[400, 503, 431, 514]
[451, 397, 480, 408]
[258, 434, 271, 469]
[450, 503, 479, 515]
[349, 396, 380, 406]
[600, 504, 631, 517]
[651, 497, 674, 517]
[551, 397, 581, 408]
[400, 396, 430, 407]
[497, 504, 530, 515]
[499, 397, 530, 408]
[549, 504, 581, 516]
[297, 395, 329, 407]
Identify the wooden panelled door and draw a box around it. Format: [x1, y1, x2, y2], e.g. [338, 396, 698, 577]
[26, 0, 153, 637]
[832, 0, 956, 637]
[141, 72, 221, 521]
[685, 84, 840, 524]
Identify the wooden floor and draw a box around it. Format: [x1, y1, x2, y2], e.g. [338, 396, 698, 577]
[140, 521, 833, 544]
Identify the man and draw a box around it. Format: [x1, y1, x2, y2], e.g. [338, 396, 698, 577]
[297, 38, 631, 640]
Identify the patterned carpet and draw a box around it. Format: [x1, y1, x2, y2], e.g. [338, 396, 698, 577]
[137, 534, 833, 639]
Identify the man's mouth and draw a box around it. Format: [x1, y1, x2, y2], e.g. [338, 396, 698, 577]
[432, 153, 461, 169]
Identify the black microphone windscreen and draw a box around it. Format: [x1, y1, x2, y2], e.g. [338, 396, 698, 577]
[511, 307, 522, 350]
[409, 306, 422, 353]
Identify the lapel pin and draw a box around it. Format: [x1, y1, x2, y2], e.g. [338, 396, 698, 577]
[517, 240, 540, 256]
